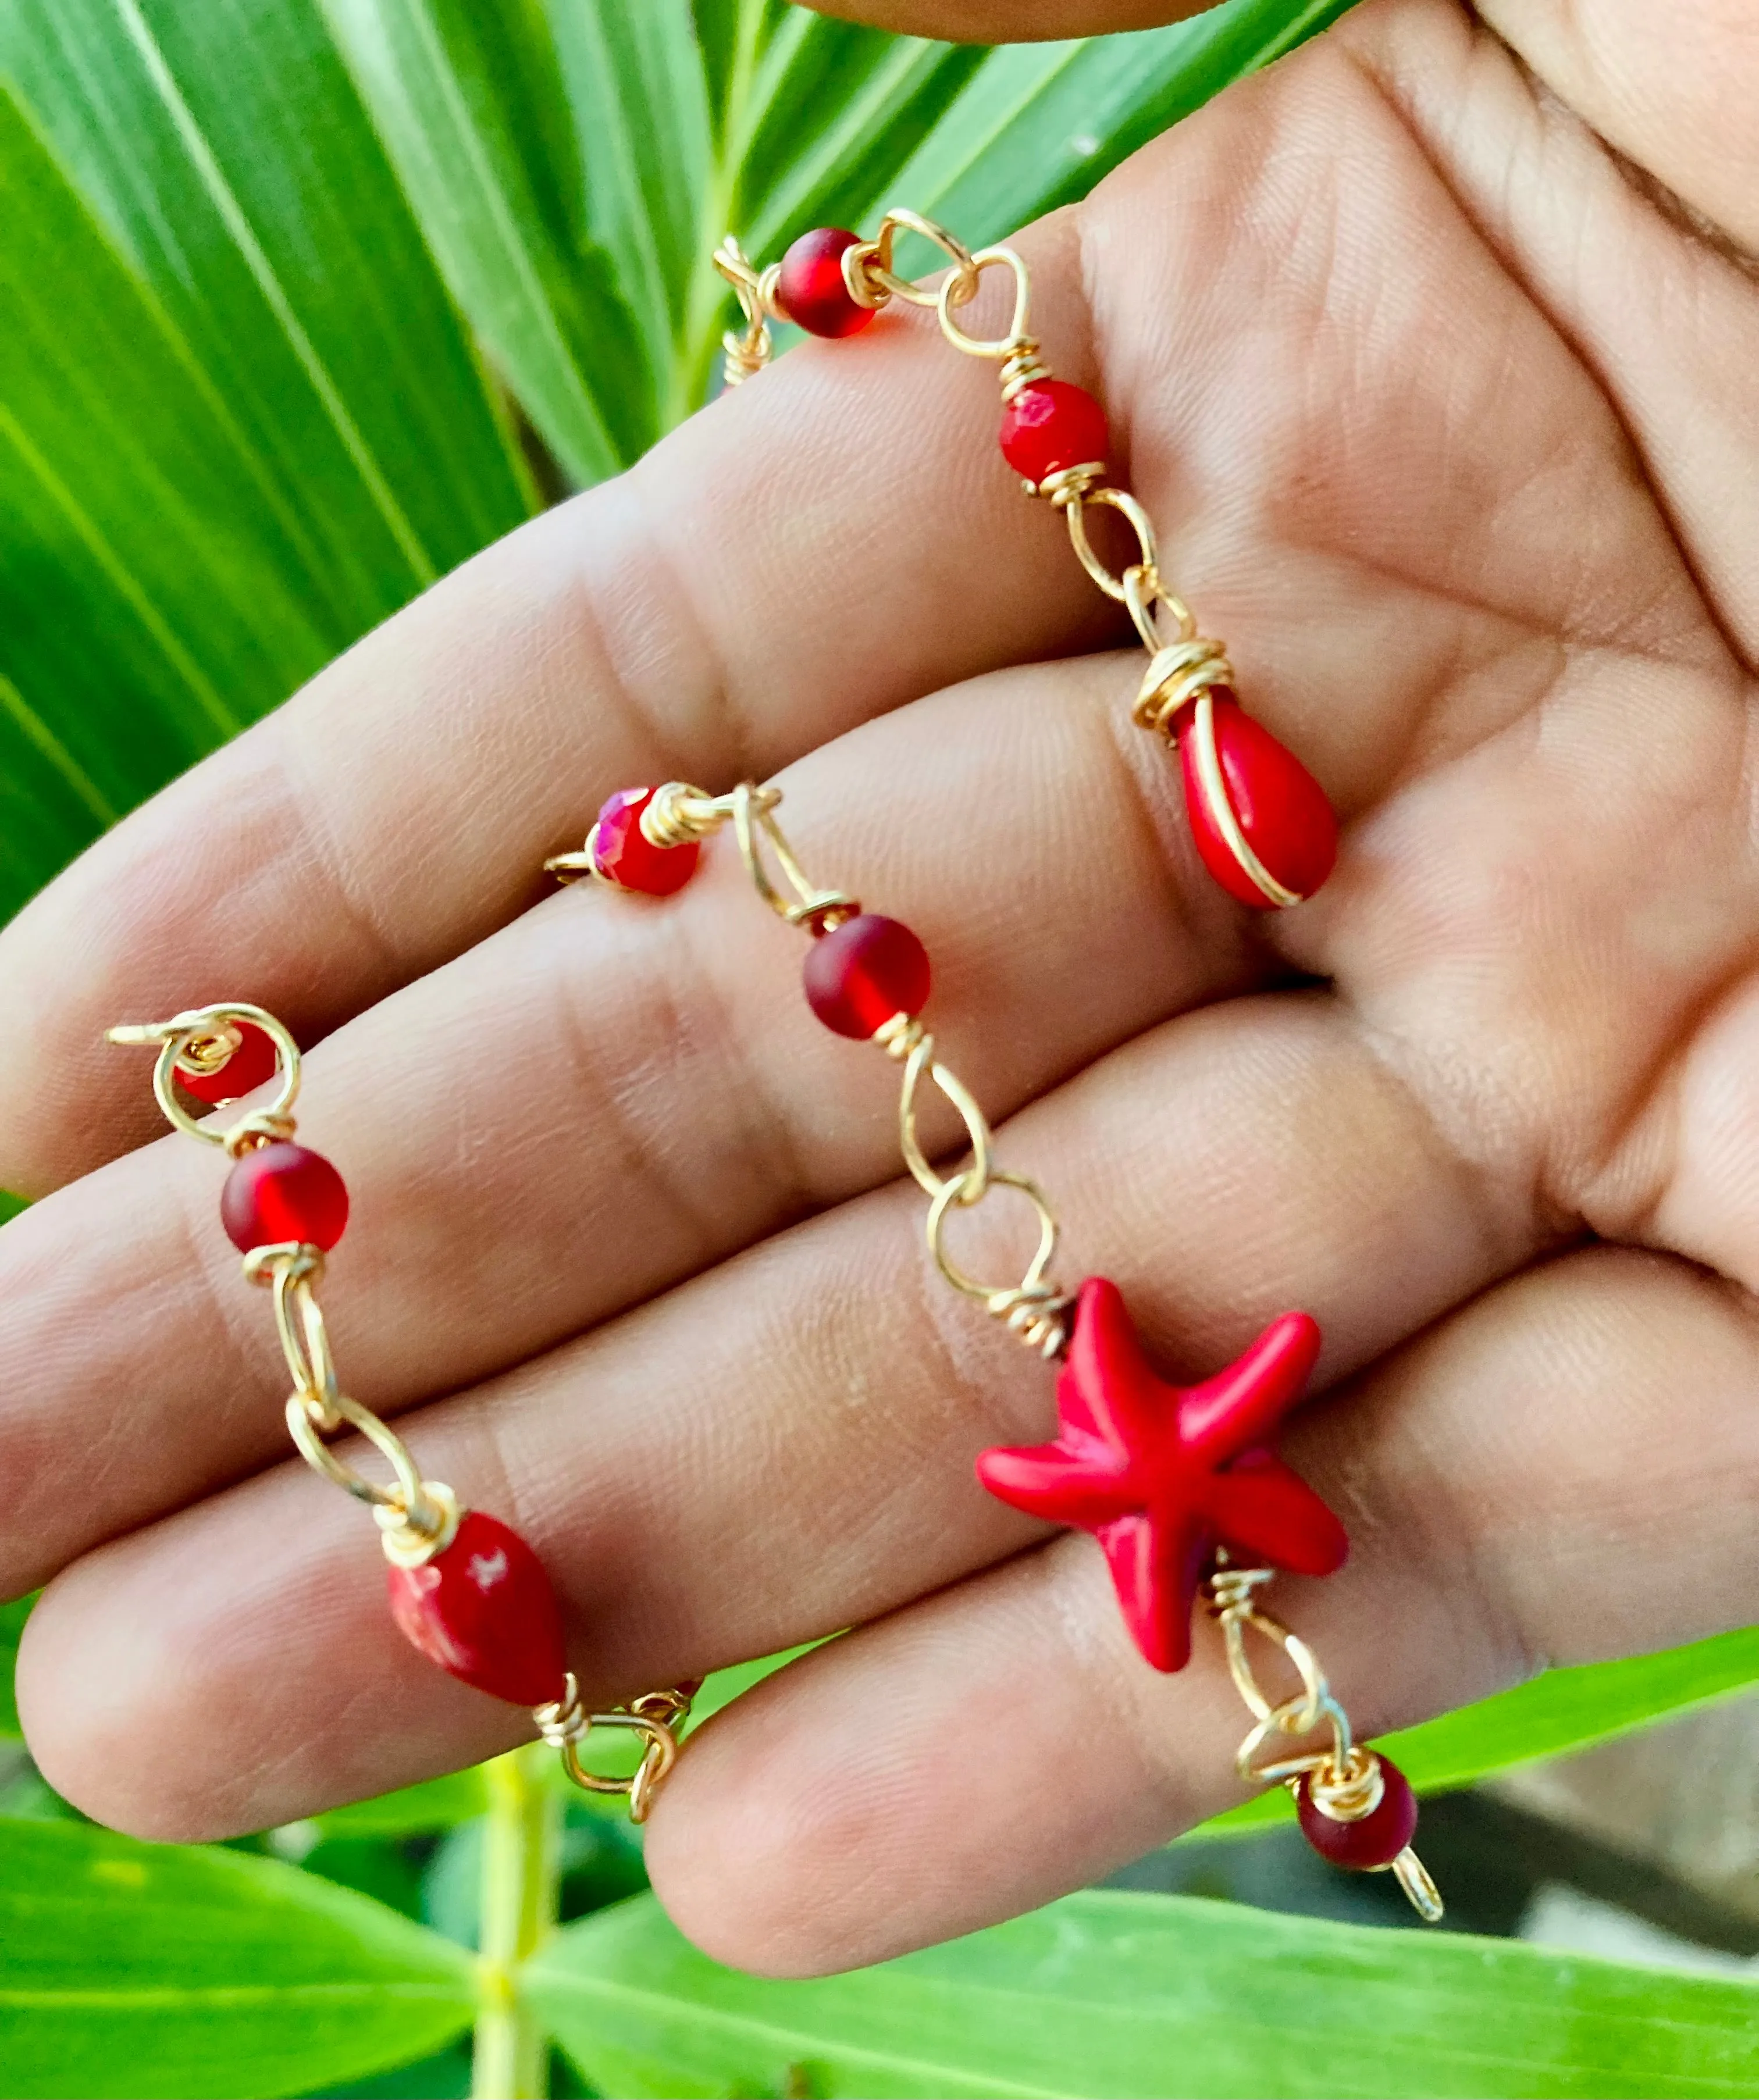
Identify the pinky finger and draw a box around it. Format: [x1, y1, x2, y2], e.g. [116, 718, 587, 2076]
[643, 1243, 1759, 1976]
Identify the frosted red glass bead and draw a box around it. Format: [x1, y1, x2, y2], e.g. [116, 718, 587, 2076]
[177, 1021, 279, 1105]
[802, 913, 931, 1039]
[776, 227, 875, 339]
[220, 1142, 349, 1253]
[386, 1510, 568, 1708]
[591, 786, 700, 897]
[1178, 694, 1338, 907]
[998, 380, 1109, 484]
[1297, 1755, 1418, 1870]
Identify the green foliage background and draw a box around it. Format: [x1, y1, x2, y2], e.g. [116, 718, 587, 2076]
[2, 2, 1758, 2095]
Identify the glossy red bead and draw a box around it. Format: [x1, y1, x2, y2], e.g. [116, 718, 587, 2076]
[386, 1510, 568, 1708]
[1297, 1755, 1418, 1870]
[220, 1142, 349, 1252]
[1178, 694, 1338, 907]
[802, 913, 931, 1039]
[177, 1021, 280, 1105]
[591, 786, 700, 897]
[998, 380, 1109, 484]
[776, 227, 875, 339]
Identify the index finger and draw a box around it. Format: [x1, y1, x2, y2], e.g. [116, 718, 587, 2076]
[0, 211, 1109, 1194]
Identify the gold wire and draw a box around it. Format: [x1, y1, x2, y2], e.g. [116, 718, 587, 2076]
[1204, 1561, 1444, 1921]
[1062, 484, 1162, 609]
[535, 1672, 692, 1823]
[897, 1032, 995, 1206]
[108, 1003, 301, 1148]
[1187, 691, 1302, 909]
[713, 236, 781, 386]
[729, 782, 857, 928]
[935, 245, 1033, 359]
[851, 209, 981, 311]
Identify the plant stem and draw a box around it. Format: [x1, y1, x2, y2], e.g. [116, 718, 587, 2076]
[674, 0, 770, 423]
[472, 1742, 562, 2100]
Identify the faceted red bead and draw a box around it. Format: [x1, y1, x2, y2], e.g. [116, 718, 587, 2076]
[998, 380, 1109, 484]
[776, 227, 875, 339]
[177, 1021, 280, 1105]
[386, 1510, 568, 1709]
[802, 913, 931, 1039]
[220, 1142, 349, 1253]
[1297, 1754, 1418, 1870]
[591, 786, 700, 897]
[1178, 694, 1338, 907]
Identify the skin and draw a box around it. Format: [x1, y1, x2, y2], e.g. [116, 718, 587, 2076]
[1, 0, 1757, 1979]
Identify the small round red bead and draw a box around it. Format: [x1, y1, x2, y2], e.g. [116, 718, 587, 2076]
[386, 1509, 568, 1708]
[591, 786, 700, 897]
[998, 380, 1109, 484]
[802, 913, 931, 1039]
[176, 1021, 280, 1106]
[776, 227, 875, 340]
[1296, 1754, 1418, 1871]
[220, 1141, 350, 1253]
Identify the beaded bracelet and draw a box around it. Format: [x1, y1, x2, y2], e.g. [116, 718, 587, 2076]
[544, 208, 1440, 1914]
[108, 1006, 697, 1823]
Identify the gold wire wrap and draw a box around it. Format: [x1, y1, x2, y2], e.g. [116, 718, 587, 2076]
[534, 1673, 692, 1823]
[1184, 691, 1301, 909]
[713, 208, 1301, 911]
[847, 208, 981, 312]
[895, 1025, 995, 1206]
[108, 1003, 301, 1148]
[713, 236, 782, 387]
[633, 786, 1075, 1357]
[112, 1006, 686, 1821]
[1204, 1560, 1443, 1922]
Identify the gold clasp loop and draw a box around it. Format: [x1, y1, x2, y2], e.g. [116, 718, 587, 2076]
[853, 209, 981, 312]
[936, 245, 1034, 361]
[108, 1003, 300, 1147]
[1062, 485, 1162, 616]
[537, 1674, 691, 1824]
[897, 1032, 995, 1207]
[730, 782, 858, 929]
[925, 1168, 1069, 1357]
[713, 236, 781, 386]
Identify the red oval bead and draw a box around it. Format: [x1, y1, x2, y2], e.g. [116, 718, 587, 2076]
[802, 913, 931, 1039]
[220, 1142, 349, 1252]
[386, 1510, 568, 1708]
[591, 786, 700, 897]
[177, 1021, 280, 1106]
[1178, 695, 1338, 907]
[998, 380, 1109, 484]
[1297, 1754, 1418, 1870]
[776, 227, 875, 339]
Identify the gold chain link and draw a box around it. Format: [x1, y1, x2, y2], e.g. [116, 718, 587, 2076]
[110, 1002, 693, 1819]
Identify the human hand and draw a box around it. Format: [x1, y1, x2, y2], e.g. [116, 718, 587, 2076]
[2, 0, 1757, 1978]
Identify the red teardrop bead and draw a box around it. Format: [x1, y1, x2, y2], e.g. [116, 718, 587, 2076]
[1297, 1754, 1418, 1870]
[1178, 695, 1338, 907]
[177, 1021, 280, 1105]
[802, 913, 931, 1038]
[386, 1510, 568, 1708]
[998, 380, 1110, 484]
[591, 786, 700, 897]
[220, 1142, 349, 1252]
[776, 227, 875, 339]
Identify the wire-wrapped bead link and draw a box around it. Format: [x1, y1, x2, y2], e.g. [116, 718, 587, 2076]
[109, 1002, 693, 1821]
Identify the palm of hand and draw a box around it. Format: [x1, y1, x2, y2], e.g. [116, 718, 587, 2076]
[0, 0, 1755, 1977]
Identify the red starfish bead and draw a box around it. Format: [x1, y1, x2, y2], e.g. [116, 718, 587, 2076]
[975, 1278, 1347, 1671]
